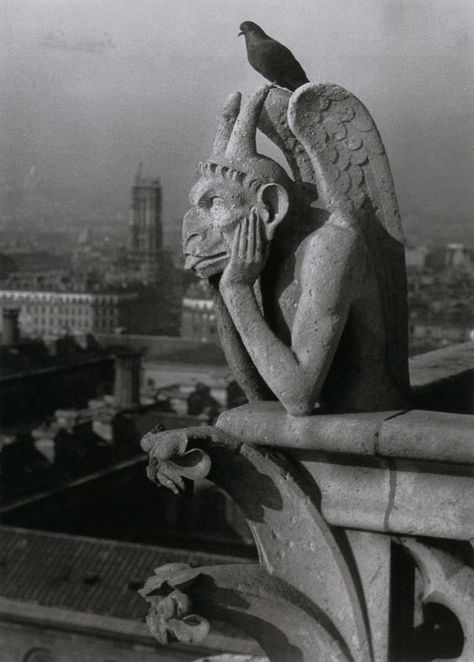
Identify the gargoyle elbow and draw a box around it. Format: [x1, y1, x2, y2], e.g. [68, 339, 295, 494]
[283, 398, 316, 417]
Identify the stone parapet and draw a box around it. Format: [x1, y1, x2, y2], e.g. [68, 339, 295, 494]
[140, 342, 474, 661]
[215, 403, 473, 541]
[217, 403, 474, 464]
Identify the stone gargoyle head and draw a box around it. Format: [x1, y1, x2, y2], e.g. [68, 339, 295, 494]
[183, 85, 294, 279]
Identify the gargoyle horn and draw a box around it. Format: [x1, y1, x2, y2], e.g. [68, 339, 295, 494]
[225, 84, 271, 159]
[211, 91, 242, 159]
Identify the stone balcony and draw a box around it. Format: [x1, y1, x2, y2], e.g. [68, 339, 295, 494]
[140, 342, 473, 662]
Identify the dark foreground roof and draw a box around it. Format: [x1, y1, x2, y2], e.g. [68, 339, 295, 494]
[0, 526, 245, 621]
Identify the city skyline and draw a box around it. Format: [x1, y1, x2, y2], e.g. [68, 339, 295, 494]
[1, 0, 473, 247]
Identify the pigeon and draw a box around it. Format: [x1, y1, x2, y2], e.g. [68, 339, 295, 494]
[238, 21, 309, 92]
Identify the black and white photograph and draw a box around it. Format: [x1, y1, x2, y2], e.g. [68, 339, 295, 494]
[0, 1, 473, 660]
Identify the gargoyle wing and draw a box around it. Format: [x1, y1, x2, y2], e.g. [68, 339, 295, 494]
[288, 83, 402, 235]
[258, 86, 316, 191]
[260, 83, 410, 400]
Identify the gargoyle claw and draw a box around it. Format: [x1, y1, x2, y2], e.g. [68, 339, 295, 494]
[140, 563, 210, 645]
[141, 428, 211, 494]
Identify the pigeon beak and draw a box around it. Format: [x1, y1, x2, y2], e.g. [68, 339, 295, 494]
[238, 30, 243, 36]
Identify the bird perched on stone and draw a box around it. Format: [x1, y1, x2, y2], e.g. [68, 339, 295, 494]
[238, 21, 309, 92]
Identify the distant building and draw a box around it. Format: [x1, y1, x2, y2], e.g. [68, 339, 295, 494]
[181, 280, 217, 341]
[444, 243, 473, 269]
[0, 306, 114, 429]
[0, 251, 70, 289]
[407, 242, 474, 355]
[0, 170, 183, 339]
[425, 243, 474, 272]
[0, 287, 150, 338]
[128, 167, 163, 283]
[96, 333, 245, 410]
[0, 279, 174, 339]
[0, 314, 212, 503]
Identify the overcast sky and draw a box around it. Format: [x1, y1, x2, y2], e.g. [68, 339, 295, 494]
[1, 0, 473, 244]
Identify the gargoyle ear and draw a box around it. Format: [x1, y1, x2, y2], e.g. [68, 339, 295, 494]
[257, 183, 290, 238]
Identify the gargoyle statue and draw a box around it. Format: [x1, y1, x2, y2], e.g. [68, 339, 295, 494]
[141, 82, 412, 491]
[182, 83, 410, 416]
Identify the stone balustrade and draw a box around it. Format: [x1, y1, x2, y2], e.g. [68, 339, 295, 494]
[141, 342, 474, 661]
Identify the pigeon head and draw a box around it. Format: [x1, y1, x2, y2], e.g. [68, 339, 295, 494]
[238, 21, 267, 38]
[183, 85, 293, 278]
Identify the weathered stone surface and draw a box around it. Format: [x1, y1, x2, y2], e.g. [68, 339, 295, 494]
[199, 442, 373, 661]
[386, 464, 473, 538]
[217, 402, 474, 465]
[378, 409, 474, 464]
[301, 454, 473, 540]
[301, 455, 392, 532]
[216, 401, 399, 454]
[184, 564, 353, 662]
[346, 531, 391, 662]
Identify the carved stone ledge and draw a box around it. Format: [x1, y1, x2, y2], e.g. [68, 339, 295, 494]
[216, 402, 474, 541]
[216, 401, 474, 465]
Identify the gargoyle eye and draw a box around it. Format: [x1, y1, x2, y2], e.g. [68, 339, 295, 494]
[197, 195, 217, 208]
[202, 196, 224, 209]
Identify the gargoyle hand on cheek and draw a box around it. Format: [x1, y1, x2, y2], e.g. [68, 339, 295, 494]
[220, 207, 269, 289]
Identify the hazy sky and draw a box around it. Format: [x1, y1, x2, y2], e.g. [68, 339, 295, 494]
[1, 0, 473, 244]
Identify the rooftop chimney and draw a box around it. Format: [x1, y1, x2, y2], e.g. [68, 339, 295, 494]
[1, 307, 20, 346]
[113, 350, 141, 409]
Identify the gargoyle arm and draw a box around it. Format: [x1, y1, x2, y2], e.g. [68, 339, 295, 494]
[221, 220, 362, 416]
[210, 279, 276, 402]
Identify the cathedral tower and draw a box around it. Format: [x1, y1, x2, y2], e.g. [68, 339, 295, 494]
[129, 165, 163, 281]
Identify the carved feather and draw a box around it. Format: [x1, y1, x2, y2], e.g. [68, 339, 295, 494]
[271, 82, 411, 400]
[213, 83, 410, 403]
[287, 83, 403, 238]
